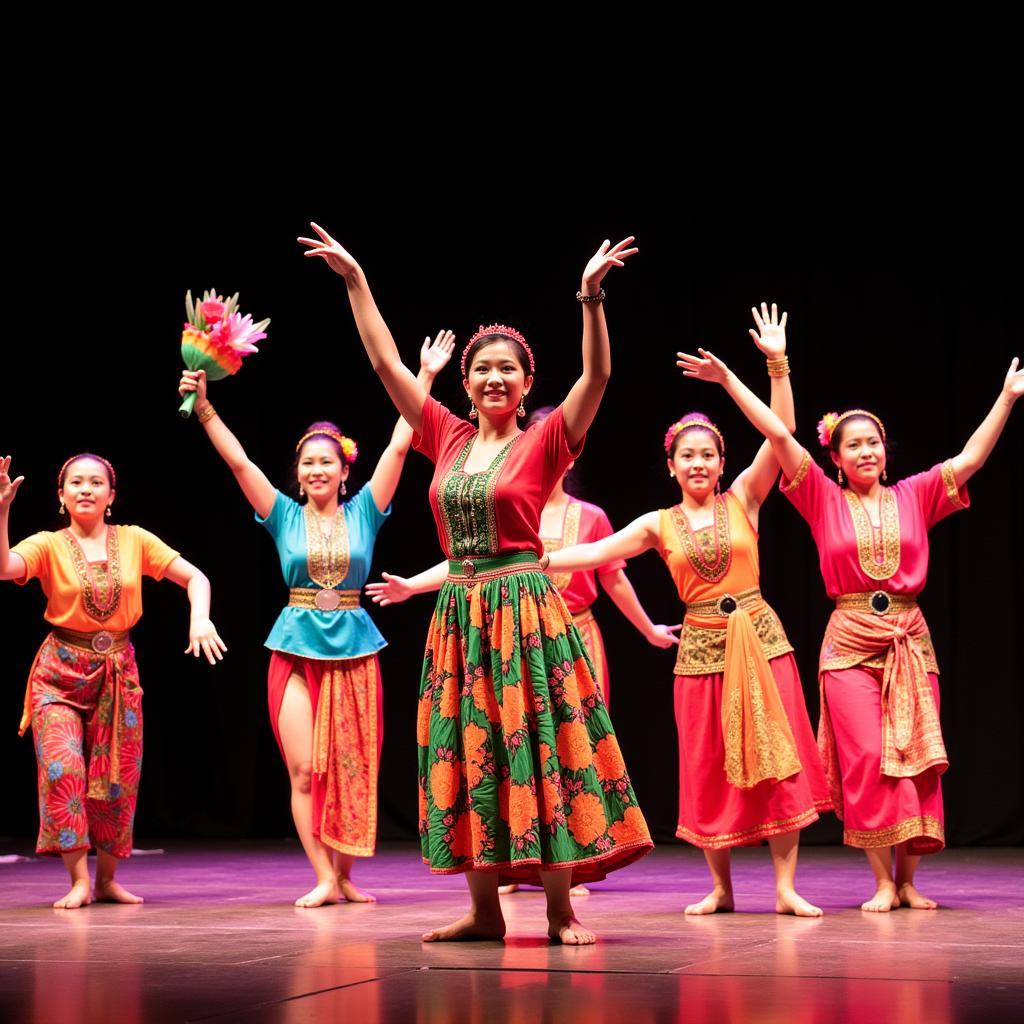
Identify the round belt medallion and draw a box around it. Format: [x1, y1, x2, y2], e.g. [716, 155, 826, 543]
[314, 589, 343, 611]
[717, 594, 738, 616]
[92, 631, 114, 654]
[870, 591, 892, 614]
[461, 558, 476, 578]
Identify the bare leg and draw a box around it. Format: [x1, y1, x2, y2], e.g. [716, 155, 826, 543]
[93, 849, 143, 903]
[685, 847, 735, 914]
[334, 851, 376, 903]
[541, 867, 595, 944]
[894, 843, 937, 909]
[861, 847, 899, 912]
[498, 883, 520, 894]
[768, 830, 821, 917]
[422, 869, 506, 942]
[278, 673, 340, 908]
[54, 850, 92, 909]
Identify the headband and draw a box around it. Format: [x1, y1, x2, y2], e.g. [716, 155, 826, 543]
[816, 409, 887, 448]
[295, 429, 359, 463]
[664, 418, 726, 455]
[460, 324, 535, 378]
[57, 454, 117, 489]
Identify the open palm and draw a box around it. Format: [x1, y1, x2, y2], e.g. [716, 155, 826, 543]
[749, 301, 788, 358]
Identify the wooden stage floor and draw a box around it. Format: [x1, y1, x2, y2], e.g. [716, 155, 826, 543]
[1, 843, 1021, 1022]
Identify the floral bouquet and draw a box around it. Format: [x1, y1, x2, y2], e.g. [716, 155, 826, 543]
[178, 290, 270, 417]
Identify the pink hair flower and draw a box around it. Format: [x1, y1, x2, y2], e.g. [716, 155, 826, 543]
[817, 412, 840, 447]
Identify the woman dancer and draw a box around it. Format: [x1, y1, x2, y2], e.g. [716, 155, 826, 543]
[548, 304, 830, 916]
[178, 332, 453, 907]
[677, 341, 1022, 911]
[0, 452, 225, 908]
[300, 222, 652, 944]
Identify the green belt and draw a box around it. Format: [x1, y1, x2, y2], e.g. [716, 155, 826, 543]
[447, 551, 542, 583]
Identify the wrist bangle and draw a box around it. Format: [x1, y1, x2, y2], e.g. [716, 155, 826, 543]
[766, 356, 790, 378]
[197, 404, 218, 424]
[539, 553, 551, 571]
[576, 288, 606, 304]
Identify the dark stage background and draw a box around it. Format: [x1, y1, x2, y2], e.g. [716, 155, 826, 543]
[2, 153, 1021, 850]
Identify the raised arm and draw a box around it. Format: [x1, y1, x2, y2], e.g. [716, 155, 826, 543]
[299, 223, 428, 433]
[676, 347, 807, 483]
[729, 302, 797, 513]
[599, 569, 680, 649]
[178, 370, 277, 519]
[367, 331, 454, 513]
[365, 560, 449, 606]
[162, 556, 228, 665]
[0, 455, 27, 581]
[546, 511, 660, 574]
[948, 357, 1023, 487]
[561, 237, 639, 449]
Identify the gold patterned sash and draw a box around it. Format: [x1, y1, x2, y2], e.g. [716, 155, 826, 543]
[288, 588, 361, 610]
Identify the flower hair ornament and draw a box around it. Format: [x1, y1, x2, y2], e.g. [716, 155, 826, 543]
[663, 417, 726, 455]
[816, 409, 887, 448]
[460, 324, 536, 378]
[295, 429, 359, 463]
[57, 454, 117, 489]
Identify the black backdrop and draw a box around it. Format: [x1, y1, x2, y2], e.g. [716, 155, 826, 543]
[2, 151, 1021, 849]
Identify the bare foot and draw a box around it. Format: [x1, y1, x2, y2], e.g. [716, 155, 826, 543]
[776, 888, 823, 917]
[338, 878, 376, 903]
[53, 879, 92, 909]
[548, 913, 596, 945]
[498, 884, 520, 894]
[897, 882, 937, 910]
[294, 880, 341, 908]
[570, 884, 591, 897]
[422, 909, 506, 942]
[684, 887, 734, 915]
[93, 879, 143, 904]
[861, 881, 900, 912]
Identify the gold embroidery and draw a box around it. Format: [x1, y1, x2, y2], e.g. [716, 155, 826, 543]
[844, 487, 900, 580]
[674, 603, 793, 675]
[940, 459, 966, 509]
[780, 451, 811, 492]
[288, 588, 361, 610]
[670, 496, 731, 584]
[820, 624, 940, 675]
[62, 527, 123, 622]
[676, 806, 821, 849]
[543, 500, 582, 592]
[843, 815, 944, 850]
[305, 504, 351, 589]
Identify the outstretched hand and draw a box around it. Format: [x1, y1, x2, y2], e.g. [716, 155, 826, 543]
[749, 301, 788, 358]
[420, 330, 456, 377]
[647, 623, 682, 649]
[0, 455, 24, 509]
[582, 236, 639, 292]
[298, 223, 361, 279]
[185, 619, 228, 665]
[1002, 357, 1024, 401]
[365, 572, 414, 607]
[676, 347, 731, 385]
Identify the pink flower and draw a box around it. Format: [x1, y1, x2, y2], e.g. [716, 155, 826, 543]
[200, 298, 226, 324]
[209, 312, 269, 357]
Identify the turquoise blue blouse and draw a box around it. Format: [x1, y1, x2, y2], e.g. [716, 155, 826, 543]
[256, 486, 390, 660]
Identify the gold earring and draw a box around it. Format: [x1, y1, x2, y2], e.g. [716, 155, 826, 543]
[882, 468, 888, 482]
[517, 396, 526, 418]
[105, 506, 112, 518]
[469, 401, 478, 420]
[341, 481, 347, 496]
[59, 501, 66, 515]
[837, 467, 844, 486]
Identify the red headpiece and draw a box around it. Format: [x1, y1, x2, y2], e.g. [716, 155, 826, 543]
[57, 453, 117, 489]
[460, 324, 535, 378]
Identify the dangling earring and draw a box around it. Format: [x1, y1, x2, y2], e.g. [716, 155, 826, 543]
[517, 396, 526, 418]
[882, 467, 888, 482]
[837, 467, 845, 486]
[59, 501, 66, 515]
[341, 481, 347, 496]
[299, 485, 306, 500]
[468, 401, 478, 420]
[105, 506, 112, 518]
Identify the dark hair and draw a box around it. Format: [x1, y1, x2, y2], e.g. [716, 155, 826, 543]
[528, 406, 582, 496]
[463, 334, 532, 377]
[58, 453, 116, 489]
[830, 413, 886, 452]
[292, 421, 352, 499]
[667, 412, 724, 459]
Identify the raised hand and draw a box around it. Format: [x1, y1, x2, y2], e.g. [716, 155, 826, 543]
[748, 301, 788, 358]
[420, 330, 456, 377]
[676, 347, 731, 385]
[298, 222, 361, 279]
[365, 572, 414, 607]
[185, 618, 228, 665]
[1002, 357, 1024, 402]
[0, 455, 25, 509]
[647, 623, 682, 649]
[179, 369, 208, 404]
[582, 236, 639, 292]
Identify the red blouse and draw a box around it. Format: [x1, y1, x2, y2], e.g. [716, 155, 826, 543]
[544, 499, 626, 612]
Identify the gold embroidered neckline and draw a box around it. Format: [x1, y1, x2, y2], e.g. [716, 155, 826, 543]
[457, 432, 521, 476]
[305, 504, 351, 589]
[671, 495, 732, 584]
[543, 499, 582, 592]
[843, 487, 900, 580]
[63, 526, 123, 621]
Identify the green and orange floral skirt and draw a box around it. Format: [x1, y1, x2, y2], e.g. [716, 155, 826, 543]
[417, 552, 653, 885]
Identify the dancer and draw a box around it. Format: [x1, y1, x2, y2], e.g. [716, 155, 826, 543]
[548, 304, 830, 917]
[677, 340, 1023, 912]
[300, 222, 652, 945]
[177, 331, 454, 907]
[0, 452, 225, 909]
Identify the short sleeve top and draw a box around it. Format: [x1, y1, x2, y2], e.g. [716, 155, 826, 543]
[413, 396, 584, 558]
[544, 499, 627, 613]
[12, 525, 179, 631]
[256, 485, 390, 660]
[780, 453, 969, 598]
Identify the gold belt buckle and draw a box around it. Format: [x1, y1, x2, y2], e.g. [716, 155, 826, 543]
[314, 589, 342, 611]
[716, 594, 738, 616]
[461, 558, 476, 578]
[92, 630, 114, 654]
[869, 590, 892, 615]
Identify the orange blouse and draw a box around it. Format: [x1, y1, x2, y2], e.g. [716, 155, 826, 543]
[12, 525, 180, 632]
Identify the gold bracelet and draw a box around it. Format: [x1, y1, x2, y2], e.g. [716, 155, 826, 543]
[766, 356, 790, 378]
[197, 404, 218, 424]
